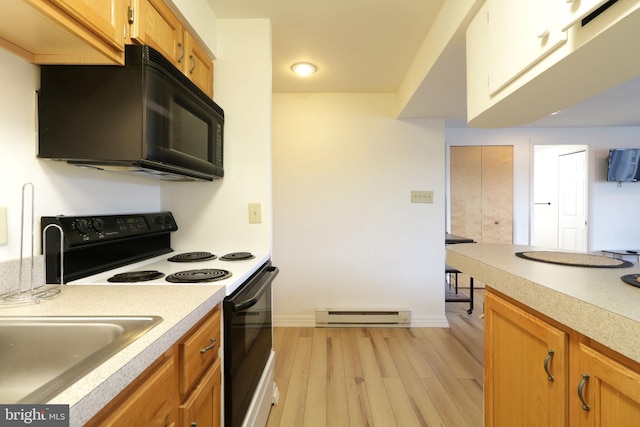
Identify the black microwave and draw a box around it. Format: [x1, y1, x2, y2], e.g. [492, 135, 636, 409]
[38, 45, 224, 181]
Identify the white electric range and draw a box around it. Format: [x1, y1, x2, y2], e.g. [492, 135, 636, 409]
[41, 212, 278, 427]
[67, 249, 270, 295]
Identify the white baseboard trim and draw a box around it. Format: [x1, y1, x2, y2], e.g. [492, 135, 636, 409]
[273, 314, 449, 328]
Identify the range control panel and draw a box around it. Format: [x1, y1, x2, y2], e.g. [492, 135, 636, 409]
[41, 212, 178, 247]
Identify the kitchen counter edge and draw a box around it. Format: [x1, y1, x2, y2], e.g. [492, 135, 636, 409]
[446, 243, 640, 363]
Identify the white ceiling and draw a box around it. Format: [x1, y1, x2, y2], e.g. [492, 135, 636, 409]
[209, 0, 640, 128]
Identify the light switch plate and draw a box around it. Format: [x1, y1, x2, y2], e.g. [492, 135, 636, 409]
[411, 190, 434, 204]
[248, 203, 262, 224]
[0, 206, 7, 245]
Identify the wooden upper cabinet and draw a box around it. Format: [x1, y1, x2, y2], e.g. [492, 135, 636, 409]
[0, 0, 126, 64]
[128, 0, 183, 67]
[183, 31, 214, 97]
[50, 0, 124, 51]
[128, 0, 214, 97]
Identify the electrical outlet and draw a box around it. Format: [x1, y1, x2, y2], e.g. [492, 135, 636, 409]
[248, 203, 262, 224]
[410, 191, 434, 204]
[0, 206, 7, 245]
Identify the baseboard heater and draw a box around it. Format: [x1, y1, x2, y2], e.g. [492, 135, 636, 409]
[315, 309, 411, 327]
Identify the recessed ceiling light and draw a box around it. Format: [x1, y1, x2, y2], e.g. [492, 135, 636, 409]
[291, 62, 317, 77]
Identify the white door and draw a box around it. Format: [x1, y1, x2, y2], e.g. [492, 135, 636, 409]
[558, 150, 587, 251]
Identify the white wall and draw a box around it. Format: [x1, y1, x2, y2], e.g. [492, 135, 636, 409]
[0, 49, 161, 263]
[273, 93, 447, 327]
[446, 127, 640, 251]
[163, 19, 273, 253]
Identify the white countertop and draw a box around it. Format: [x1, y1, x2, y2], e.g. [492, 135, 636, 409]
[446, 243, 640, 363]
[0, 284, 226, 426]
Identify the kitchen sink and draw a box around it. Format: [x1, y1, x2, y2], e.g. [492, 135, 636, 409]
[0, 315, 163, 404]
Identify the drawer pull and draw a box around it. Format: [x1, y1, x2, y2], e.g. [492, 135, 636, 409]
[543, 350, 555, 381]
[578, 373, 590, 411]
[200, 338, 217, 353]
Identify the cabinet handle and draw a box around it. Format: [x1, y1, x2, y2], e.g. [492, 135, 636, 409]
[543, 350, 555, 381]
[200, 338, 216, 353]
[189, 55, 196, 74]
[537, 26, 549, 39]
[190, 423, 197, 427]
[578, 373, 590, 411]
[178, 43, 185, 63]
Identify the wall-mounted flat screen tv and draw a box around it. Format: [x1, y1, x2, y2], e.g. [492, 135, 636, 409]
[607, 148, 640, 182]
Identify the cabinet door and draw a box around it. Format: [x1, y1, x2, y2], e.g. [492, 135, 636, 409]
[183, 31, 214, 97]
[50, 0, 125, 51]
[180, 359, 222, 427]
[89, 356, 176, 426]
[485, 291, 569, 426]
[561, 0, 612, 31]
[487, 0, 567, 96]
[129, 0, 184, 68]
[573, 343, 640, 426]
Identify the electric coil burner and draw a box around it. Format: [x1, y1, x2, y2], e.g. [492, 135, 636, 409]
[220, 251, 254, 261]
[165, 268, 232, 283]
[167, 251, 217, 262]
[108, 270, 165, 283]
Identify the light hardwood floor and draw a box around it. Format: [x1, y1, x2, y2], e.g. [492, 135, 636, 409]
[267, 288, 484, 427]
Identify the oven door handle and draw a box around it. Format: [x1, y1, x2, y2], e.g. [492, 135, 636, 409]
[231, 266, 279, 312]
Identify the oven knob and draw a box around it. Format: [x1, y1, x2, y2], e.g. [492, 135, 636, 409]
[75, 219, 90, 234]
[92, 218, 105, 232]
[154, 215, 165, 225]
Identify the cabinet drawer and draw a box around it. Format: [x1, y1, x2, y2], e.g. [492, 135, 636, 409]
[179, 307, 221, 395]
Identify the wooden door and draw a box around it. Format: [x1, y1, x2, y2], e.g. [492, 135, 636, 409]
[573, 344, 640, 426]
[450, 146, 482, 241]
[450, 145, 513, 243]
[485, 291, 569, 426]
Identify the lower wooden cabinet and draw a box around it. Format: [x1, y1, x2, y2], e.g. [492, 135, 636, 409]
[572, 342, 640, 426]
[87, 304, 222, 427]
[85, 351, 176, 427]
[484, 290, 568, 426]
[180, 359, 221, 427]
[485, 289, 640, 427]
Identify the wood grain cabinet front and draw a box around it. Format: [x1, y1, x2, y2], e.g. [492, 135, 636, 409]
[485, 289, 640, 427]
[484, 290, 569, 426]
[85, 352, 177, 427]
[128, 0, 214, 97]
[0, 0, 126, 64]
[572, 341, 640, 426]
[178, 306, 222, 427]
[180, 359, 222, 427]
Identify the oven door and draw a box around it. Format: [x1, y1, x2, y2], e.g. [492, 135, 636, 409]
[223, 263, 278, 427]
